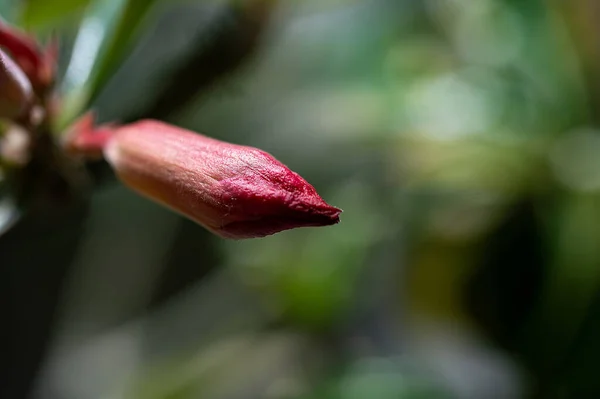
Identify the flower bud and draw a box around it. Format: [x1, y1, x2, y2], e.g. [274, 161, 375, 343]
[0, 22, 56, 91]
[67, 119, 341, 239]
[0, 48, 32, 119]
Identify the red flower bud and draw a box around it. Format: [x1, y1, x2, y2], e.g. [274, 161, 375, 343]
[66, 118, 341, 239]
[0, 48, 32, 119]
[0, 21, 56, 91]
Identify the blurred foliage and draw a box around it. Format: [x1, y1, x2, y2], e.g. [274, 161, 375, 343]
[57, 0, 131, 128]
[4, 0, 600, 398]
[20, 0, 92, 30]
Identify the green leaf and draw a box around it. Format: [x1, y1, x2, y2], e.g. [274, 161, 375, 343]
[86, 0, 161, 103]
[56, 0, 129, 130]
[57, 0, 160, 130]
[20, 0, 92, 30]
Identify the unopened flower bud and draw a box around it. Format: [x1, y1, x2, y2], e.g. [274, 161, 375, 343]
[0, 49, 32, 119]
[66, 119, 341, 239]
[0, 22, 56, 91]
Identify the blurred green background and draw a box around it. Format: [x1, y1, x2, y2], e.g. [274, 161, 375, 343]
[3, 0, 600, 398]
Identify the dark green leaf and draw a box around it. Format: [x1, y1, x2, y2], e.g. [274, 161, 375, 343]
[57, 0, 129, 128]
[86, 0, 161, 102]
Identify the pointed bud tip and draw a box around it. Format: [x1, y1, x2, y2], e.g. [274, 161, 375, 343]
[217, 206, 341, 239]
[216, 196, 342, 239]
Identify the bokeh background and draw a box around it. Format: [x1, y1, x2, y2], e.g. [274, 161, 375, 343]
[3, 0, 600, 398]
